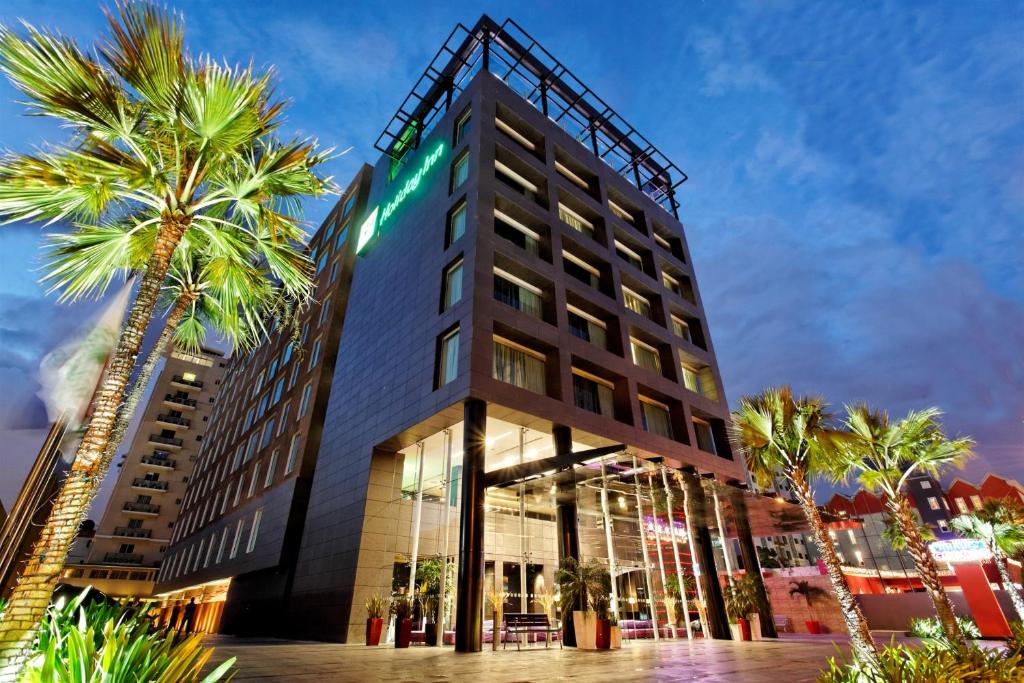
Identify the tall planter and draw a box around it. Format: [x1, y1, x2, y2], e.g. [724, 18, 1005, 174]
[595, 618, 611, 649]
[395, 618, 413, 648]
[365, 618, 384, 646]
[573, 612, 598, 650]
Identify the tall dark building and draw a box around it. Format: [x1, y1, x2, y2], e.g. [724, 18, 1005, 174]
[157, 16, 765, 649]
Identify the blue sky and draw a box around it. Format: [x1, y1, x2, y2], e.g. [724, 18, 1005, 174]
[1, 1, 1022, 487]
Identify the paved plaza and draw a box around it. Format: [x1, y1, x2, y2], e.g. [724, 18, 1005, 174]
[204, 634, 857, 682]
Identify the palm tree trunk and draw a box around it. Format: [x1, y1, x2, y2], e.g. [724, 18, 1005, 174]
[96, 296, 189, 489]
[787, 469, 879, 668]
[889, 495, 965, 646]
[992, 546, 1024, 623]
[0, 217, 188, 681]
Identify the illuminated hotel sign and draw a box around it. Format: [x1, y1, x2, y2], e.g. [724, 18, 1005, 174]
[356, 141, 446, 254]
[929, 538, 990, 564]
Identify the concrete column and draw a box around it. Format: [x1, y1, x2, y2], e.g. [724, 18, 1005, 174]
[681, 469, 730, 640]
[455, 399, 486, 652]
[599, 458, 620, 619]
[728, 483, 778, 639]
[518, 428, 528, 613]
[552, 424, 580, 646]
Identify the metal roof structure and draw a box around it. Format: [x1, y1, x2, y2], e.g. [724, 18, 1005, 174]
[374, 15, 688, 218]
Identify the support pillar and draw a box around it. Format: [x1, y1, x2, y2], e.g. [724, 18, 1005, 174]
[599, 459, 620, 619]
[727, 482, 778, 639]
[680, 469, 730, 640]
[518, 428, 528, 613]
[408, 441, 425, 595]
[632, 456, 659, 641]
[647, 477, 672, 637]
[437, 430, 454, 644]
[661, 467, 693, 639]
[455, 399, 486, 652]
[553, 424, 580, 646]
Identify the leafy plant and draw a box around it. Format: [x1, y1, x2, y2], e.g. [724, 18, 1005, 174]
[724, 577, 760, 623]
[365, 593, 389, 620]
[819, 640, 1024, 682]
[390, 595, 412, 621]
[484, 587, 508, 617]
[909, 616, 981, 640]
[21, 588, 235, 682]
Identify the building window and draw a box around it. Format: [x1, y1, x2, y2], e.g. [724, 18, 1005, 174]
[298, 382, 313, 418]
[247, 509, 263, 553]
[558, 203, 594, 239]
[671, 316, 691, 342]
[572, 371, 613, 417]
[956, 497, 969, 513]
[308, 338, 321, 370]
[442, 259, 464, 311]
[640, 399, 673, 439]
[493, 210, 540, 256]
[969, 495, 982, 509]
[319, 297, 332, 326]
[288, 362, 300, 389]
[277, 403, 291, 435]
[920, 480, 932, 489]
[623, 287, 653, 320]
[681, 364, 717, 401]
[563, 251, 600, 289]
[316, 251, 329, 274]
[447, 201, 467, 246]
[630, 338, 662, 375]
[272, 378, 285, 404]
[265, 449, 279, 488]
[248, 463, 260, 497]
[282, 343, 293, 366]
[493, 337, 546, 394]
[260, 418, 275, 450]
[451, 151, 469, 191]
[244, 432, 259, 463]
[229, 518, 245, 559]
[285, 434, 302, 474]
[493, 269, 543, 320]
[437, 328, 460, 387]
[233, 475, 244, 506]
[256, 392, 269, 418]
[614, 240, 644, 272]
[216, 528, 228, 563]
[693, 418, 717, 455]
[927, 497, 941, 511]
[566, 307, 607, 350]
[454, 106, 471, 144]
[329, 260, 339, 284]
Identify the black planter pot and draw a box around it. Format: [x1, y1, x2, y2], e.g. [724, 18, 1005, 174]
[425, 622, 438, 646]
[562, 612, 577, 647]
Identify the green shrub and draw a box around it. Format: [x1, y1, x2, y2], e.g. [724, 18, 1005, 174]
[21, 589, 235, 683]
[819, 641, 1023, 682]
[908, 615, 982, 640]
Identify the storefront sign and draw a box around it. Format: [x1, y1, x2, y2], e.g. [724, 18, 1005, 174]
[356, 141, 446, 254]
[929, 538, 990, 564]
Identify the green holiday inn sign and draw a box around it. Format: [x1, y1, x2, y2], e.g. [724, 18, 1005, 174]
[356, 141, 447, 254]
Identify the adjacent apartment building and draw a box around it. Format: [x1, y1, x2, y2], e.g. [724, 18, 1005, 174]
[62, 347, 226, 597]
[157, 15, 770, 649]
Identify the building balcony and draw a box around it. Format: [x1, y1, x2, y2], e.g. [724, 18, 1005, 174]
[103, 552, 143, 565]
[163, 394, 197, 410]
[155, 413, 191, 429]
[140, 454, 176, 471]
[147, 434, 183, 450]
[170, 375, 204, 390]
[131, 478, 168, 493]
[122, 502, 160, 516]
[112, 526, 152, 539]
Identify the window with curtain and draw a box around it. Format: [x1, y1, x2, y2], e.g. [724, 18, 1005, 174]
[438, 328, 460, 386]
[572, 373, 614, 417]
[443, 259, 463, 310]
[494, 273, 543, 319]
[492, 339, 546, 394]
[454, 107, 471, 144]
[671, 316, 691, 342]
[623, 287, 653, 320]
[558, 203, 594, 239]
[451, 151, 469, 191]
[447, 201, 467, 245]
[693, 419, 717, 454]
[630, 338, 662, 374]
[641, 401, 673, 439]
[568, 310, 607, 349]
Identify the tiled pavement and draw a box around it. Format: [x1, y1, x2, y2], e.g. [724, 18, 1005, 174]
[203, 634, 858, 682]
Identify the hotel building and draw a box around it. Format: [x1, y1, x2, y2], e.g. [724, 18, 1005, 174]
[62, 347, 226, 598]
[156, 16, 780, 649]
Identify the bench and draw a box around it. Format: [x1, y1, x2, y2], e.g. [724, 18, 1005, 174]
[774, 615, 793, 633]
[503, 613, 561, 650]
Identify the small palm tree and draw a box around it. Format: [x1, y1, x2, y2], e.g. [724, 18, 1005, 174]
[0, 5, 331, 676]
[881, 510, 936, 551]
[732, 387, 879, 668]
[951, 500, 1024, 622]
[835, 405, 974, 646]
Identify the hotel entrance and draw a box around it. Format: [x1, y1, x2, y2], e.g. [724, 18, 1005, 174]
[356, 408, 763, 649]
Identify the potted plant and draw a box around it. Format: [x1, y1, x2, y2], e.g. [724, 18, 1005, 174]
[416, 557, 450, 647]
[788, 580, 827, 634]
[609, 613, 622, 649]
[591, 593, 611, 649]
[556, 557, 592, 649]
[365, 593, 389, 646]
[485, 586, 508, 651]
[392, 595, 413, 648]
[723, 578, 757, 641]
[662, 594, 679, 639]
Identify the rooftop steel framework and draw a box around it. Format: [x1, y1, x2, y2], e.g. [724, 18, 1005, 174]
[373, 15, 688, 218]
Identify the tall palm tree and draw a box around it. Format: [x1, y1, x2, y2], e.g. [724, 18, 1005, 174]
[951, 500, 1024, 622]
[836, 405, 974, 646]
[43, 222, 312, 484]
[0, 5, 331, 675]
[731, 387, 879, 668]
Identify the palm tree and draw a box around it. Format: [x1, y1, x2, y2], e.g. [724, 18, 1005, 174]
[43, 223, 311, 485]
[788, 580, 828, 623]
[732, 387, 879, 668]
[836, 405, 974, 646]
[0, 5, 330, 675]
[951, 500, 1024, 622]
